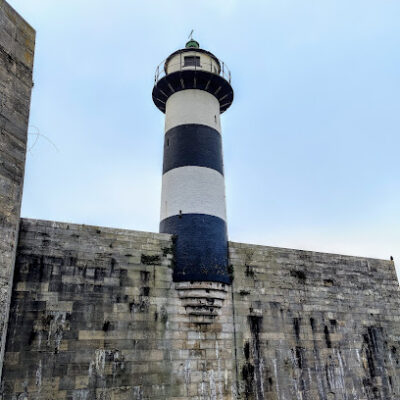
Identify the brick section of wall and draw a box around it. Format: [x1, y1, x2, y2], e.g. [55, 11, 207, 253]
[2, 219, 235, 399]
[229, 242, 400, 400]
[0, 0, 35, 381]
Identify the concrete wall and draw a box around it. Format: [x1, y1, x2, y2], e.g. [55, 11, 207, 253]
[229, 242, 400, 400]
[2, 219, 400, 399]
[2, 219, 236, 399]
[0, 0, 35, 381]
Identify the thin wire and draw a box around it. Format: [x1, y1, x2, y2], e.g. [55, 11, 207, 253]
[28, 125, 59, 153]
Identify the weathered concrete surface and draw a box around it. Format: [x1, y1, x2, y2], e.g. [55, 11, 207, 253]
[230, 242, 400, 400]
[2, 219, 235, 399]
[2, 219, 399, 399]
[0, 0, 35, 381]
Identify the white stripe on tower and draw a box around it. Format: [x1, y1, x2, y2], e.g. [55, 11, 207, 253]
[160, 166, 227, 221]
[165, 90, 221, 133]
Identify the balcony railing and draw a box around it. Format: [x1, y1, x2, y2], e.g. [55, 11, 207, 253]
[154, 59, 232, 85]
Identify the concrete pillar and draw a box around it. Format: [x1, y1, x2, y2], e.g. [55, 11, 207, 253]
[0, 0, 35, 380]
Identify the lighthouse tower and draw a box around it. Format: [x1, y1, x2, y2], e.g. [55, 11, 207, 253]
[153, 39, 233, 286]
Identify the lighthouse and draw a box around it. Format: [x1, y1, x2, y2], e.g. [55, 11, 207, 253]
[153, 39, 234, 285]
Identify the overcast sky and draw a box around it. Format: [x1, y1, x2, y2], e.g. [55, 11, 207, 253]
[9, 0, 400, 277]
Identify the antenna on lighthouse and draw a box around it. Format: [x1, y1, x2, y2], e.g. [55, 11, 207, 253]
[188, 29, 194, 40]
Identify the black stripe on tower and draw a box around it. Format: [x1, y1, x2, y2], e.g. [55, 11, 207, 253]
[163, 124, 223, 175]
[160, 213, 230, 284]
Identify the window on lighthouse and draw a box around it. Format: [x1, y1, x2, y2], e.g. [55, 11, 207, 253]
[184, 56, 200, 67]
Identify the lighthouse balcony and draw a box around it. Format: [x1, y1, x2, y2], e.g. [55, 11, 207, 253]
[154, 58, 232, 85]
[152, 51, 234, 114]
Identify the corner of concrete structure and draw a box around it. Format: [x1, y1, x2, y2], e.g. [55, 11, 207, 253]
[0, 0, 35, 384]
[0, 0, 35, 31]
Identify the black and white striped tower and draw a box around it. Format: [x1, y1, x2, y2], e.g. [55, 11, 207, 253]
[153, 39, 234, 285]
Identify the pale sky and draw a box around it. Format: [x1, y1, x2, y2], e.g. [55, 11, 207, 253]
[8, 0, 400, 277]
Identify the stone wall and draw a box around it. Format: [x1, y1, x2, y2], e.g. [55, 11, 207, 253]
[229, 242, 400, 400]
[2, 218, 400, 399]
[0, 0, 35, 381]
[1, 219, 236, 399]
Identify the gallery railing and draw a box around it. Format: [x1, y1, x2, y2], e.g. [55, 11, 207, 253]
[154, 59, 232, 85]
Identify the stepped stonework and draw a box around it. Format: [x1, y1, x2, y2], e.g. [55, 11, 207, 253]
[1, 2, 399, 399]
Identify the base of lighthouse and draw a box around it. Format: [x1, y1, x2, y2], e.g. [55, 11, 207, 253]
[160, 213, 230, 284]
